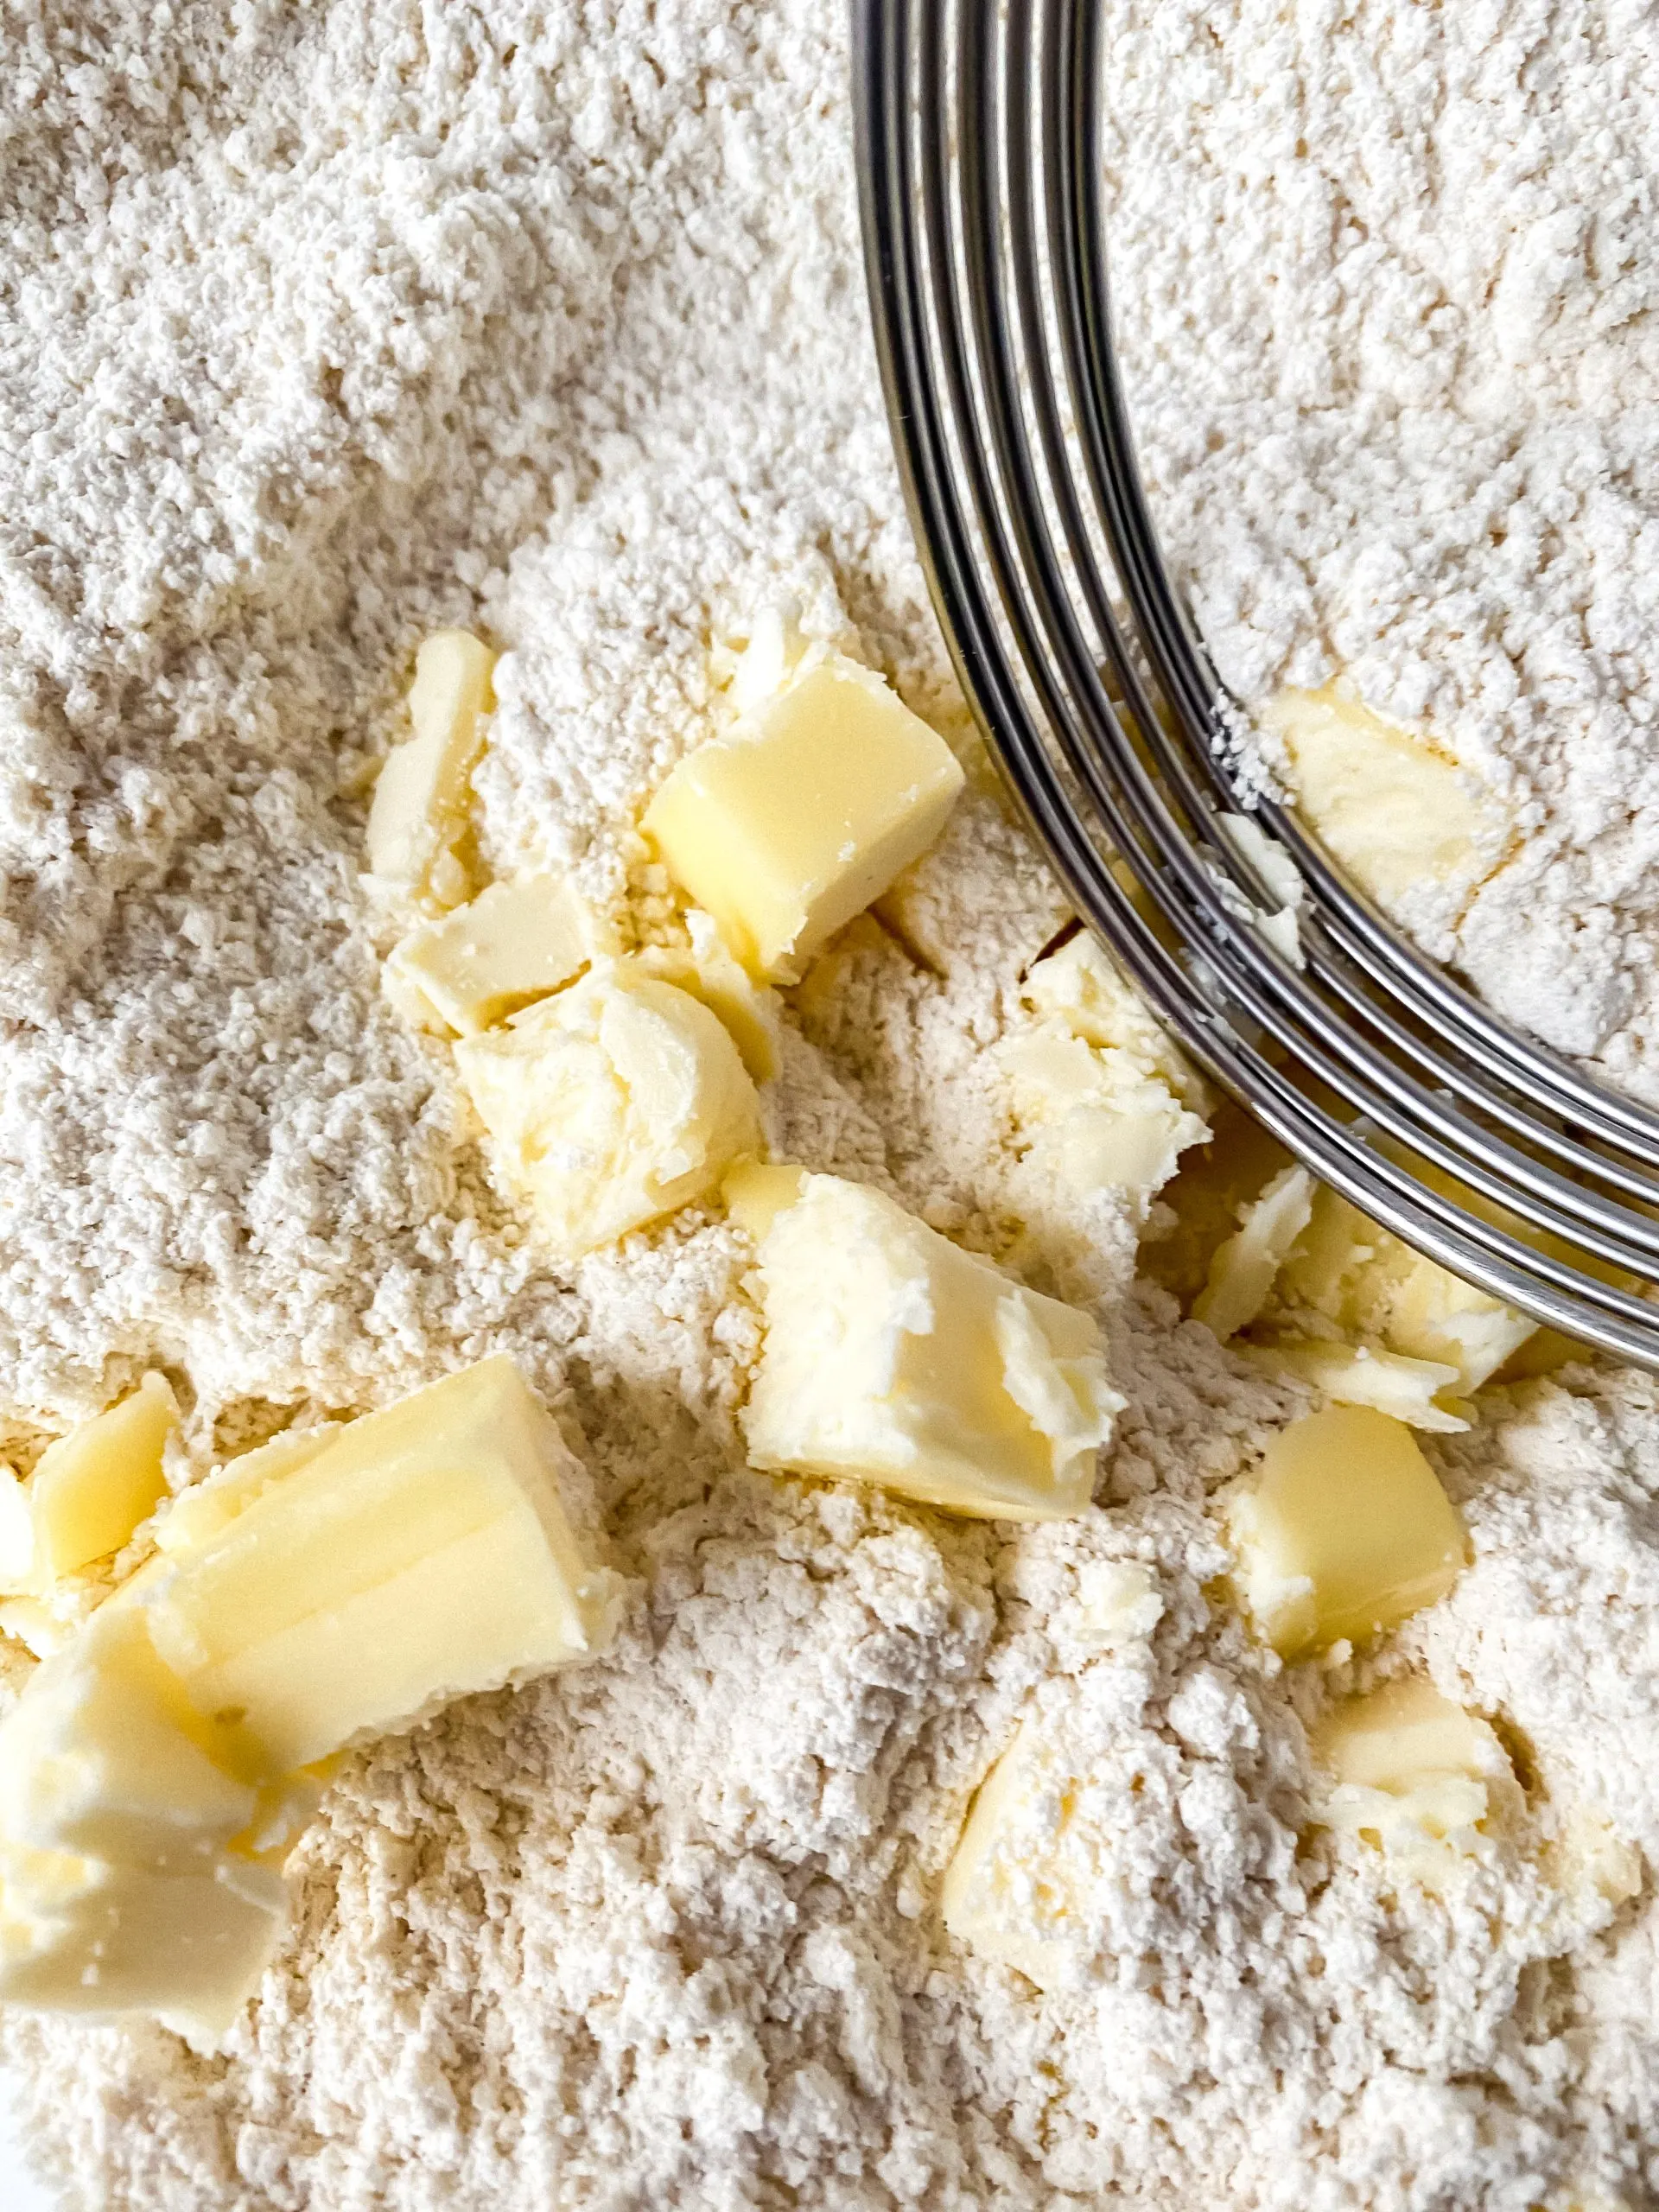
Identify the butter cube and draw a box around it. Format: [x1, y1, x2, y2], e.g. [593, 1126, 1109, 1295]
[0, 1605, 255, 1871]
[639, 909, 785, 1082]
[154, 1426, 344, 1560]
[0, 1601, 283, 2044]
[1263, 686, 1500, 909]
[642, 654, 966, 981]
[742, 1173, 1122, 1521]
[454, 961, 760, 1261]
[365, 629, 496, 911]
[1309, 1677, 1507, 1866]
[0, 1837, 286, 2043]
[941, 1719, 1074, 1987]
[383, 872, 609, 1035]
[1192, 1164, 1315, 1342]
[144, 1357, 621, 1772]
[1225, 1404, 1466, 1656]
[0, 1357, 617, 2042]
[2, 1374, 179, 1592]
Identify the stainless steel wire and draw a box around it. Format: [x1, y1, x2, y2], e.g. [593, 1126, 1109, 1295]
[852, 0, 1659, 1365]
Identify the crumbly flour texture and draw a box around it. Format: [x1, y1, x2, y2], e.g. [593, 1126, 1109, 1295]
[0, 4, 1656, 2210]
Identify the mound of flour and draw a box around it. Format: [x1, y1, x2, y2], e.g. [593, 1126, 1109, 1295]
[1106, 0, 1659, 1085]
[0, 3, 1656, 2209]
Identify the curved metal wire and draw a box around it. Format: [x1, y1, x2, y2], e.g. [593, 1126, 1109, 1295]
[852, 0, 1659, 1365]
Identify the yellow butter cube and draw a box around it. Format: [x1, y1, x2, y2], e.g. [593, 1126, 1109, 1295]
[742, 1173, 1122, 1521]
[144, 1357, 620, 1773]
[3, 1373, 179, 1592]
[1263, 685, 1501, 909]
[365, 629, 496, 911]
[0, 1835, 286, 2043]
[1309, 1676, 1507, 1866]
[642, 654, 965, 981]
[0, 1359, 617, 2042]
[454, 961, 760, 1262]
[383, 872, 609, 1036]
[0, 1605, 255, 1872]
[1225, 1404, 1467, 1656]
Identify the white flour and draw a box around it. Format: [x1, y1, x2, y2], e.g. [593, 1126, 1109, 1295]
[0, 3, 1656, 2209]
[1106, 0, 1659, 1084]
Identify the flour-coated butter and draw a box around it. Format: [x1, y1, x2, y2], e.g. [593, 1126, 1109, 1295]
[1309, 1677, 1508, 1869]
[365, 629, 496, 911]
[1006, 934, 1210, 1215]
[145, 1356, 621, 1773]
[742, 1173, 1122, 1521]
[0, 1374, 178, 1595]
[1264, 685, 1500, 908]
[0, 1357, 619, 2042]
[454, 960, 760, 1261]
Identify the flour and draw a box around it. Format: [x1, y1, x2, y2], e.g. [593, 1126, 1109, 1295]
[1, 2, 1658, 2209]
[1103, 0, 1659, 1085]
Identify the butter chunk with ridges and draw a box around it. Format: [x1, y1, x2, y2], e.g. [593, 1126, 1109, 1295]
[1224, 1404, 1466, 1657]
[383, 872, 609, 1036]
[1309, 1677, 1508, 1866]
[455, 961, 760, 1262]
[2, 1373, 179, 1592]
[145, 1357, 622, 1773]
[742, 1173, 1122, 1521]
[365, 629, 496, 911]
[1193, 1165, 1315, 1342]
[642, 654, 965, 980]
